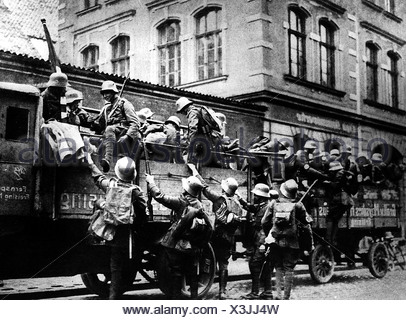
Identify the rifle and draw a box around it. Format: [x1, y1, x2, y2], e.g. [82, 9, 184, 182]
[103, 72, 131, 123]
[143, 139, 154, 220]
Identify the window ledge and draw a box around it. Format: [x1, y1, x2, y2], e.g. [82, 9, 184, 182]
[76, 4, 102, 16]
[176, 75, 228, 89]
[364, 99, 406, 115]
[284, 74, 346, 97]
[105, 0, 121, 5]
[362, 0, 402, 23]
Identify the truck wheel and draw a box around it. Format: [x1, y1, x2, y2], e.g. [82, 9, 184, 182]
[367, 242, 388, 278]
[81, 270, 137, 298]
[81, 273, 111, 298]
[156, 243, 216, 299]
[309, 244, 335, 284]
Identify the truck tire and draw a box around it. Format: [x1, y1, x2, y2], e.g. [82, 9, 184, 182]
[156, 243, 216, 299]
[367, 242, 388, 278]
[309, 244, 335, 284]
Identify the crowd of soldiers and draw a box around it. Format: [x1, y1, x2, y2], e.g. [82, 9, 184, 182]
[38, 72, 404, 300]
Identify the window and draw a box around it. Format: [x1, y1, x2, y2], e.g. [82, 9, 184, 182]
[158, 21, 181, 86]
[388, 51, 399, 108]
[366, 42, 379, 101]
[319, 20, 336, 88]
[111, 36, 130, 76]
[82, 45, 99, 71]
[385, 0, 395, 14]
[196, 8, 223, 80]
[84, 0, 97, 9]
[6, 107, 29, 141]
[288, 8, 306, 79]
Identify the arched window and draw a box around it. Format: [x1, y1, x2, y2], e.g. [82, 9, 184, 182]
[288, 7, 307, 78]
[366, 42, 379, 101]
[195, 7, 223, 80]
[158, 21, 181, 86]
[111, 36, 130, 76]
[82, 45, 99, 71]
[388, 51, 399, 108]
[319, 20, 336, 88]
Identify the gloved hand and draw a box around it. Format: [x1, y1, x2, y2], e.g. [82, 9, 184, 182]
[118, 134, 131, 145]
[145, 174, 155, 185]
[265, 233, 276, 244]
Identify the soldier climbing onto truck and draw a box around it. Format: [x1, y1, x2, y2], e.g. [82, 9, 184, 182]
[188, 163, 243, 300]
[87, 154, 147, 299]
[145, 171, 213, 299]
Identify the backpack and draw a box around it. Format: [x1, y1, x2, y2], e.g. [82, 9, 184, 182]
[88, 200, 116, 242]
[103, 181, 137, 225]
[200, 106, 222, 133]
[273, 202, 296, 229]
[215, 195, 242, 226]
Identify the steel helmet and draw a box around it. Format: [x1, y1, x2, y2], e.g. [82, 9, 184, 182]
[330, 149, 340, 156]
[66, 89, 83, 104]
[182, 176, 204, 197]
[269, 189, 279, 199]
[215, 112, 227, 124]
[251, 183, 270, 198]
[100, 80, 119, 93]
[371, 153, 383, 163]
[114, 157, 137, 182]
[136, 111, 147, 124]
[47, 72, 68, 87]
[329, 161, 343, 171]
[138, 108, 154, 119]
[304, 140, 317, 150]
[280, 179, 298, 199]
[165, 115, 181, 129]
[221, 177, 238, 196]
[176, 97, 193, 113]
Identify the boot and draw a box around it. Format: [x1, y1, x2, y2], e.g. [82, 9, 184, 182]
[260, 264, 273, 300]
[241, 264, 260, 299]
[170, 275, 183, 300]
[109, 270, 123, 300]
[275, 269, 283, 300]
[190, 275, 199, 300]
[283, 270, 294, 300]
[102, 137, 114, 172]
[219, 270, 228, 300]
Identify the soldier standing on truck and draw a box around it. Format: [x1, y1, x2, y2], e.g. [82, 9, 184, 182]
[238, 183, 274, 300]
[267, 179, 313, 300]
[87, 155, 147, 299]
[42, 72, 68, 122]
[145, 173, 212, 299]
[188, 163, 243, 300]
[175, 97, 225, 168]
[90, 80, 141, 173]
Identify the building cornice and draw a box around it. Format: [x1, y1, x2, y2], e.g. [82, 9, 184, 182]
[361, 0, 402, 23]
[360, 21, 406, 46]
[231, 90, 406, 135]
[73, 10, 136, 36]
[146, 0, 177, 10]
[313, 0, 346, 15]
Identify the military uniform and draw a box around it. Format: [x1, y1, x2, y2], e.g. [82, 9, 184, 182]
[89, 160, 147, 300]
[147, 176, 211, 299]
[91, 96, 141, 168]
[269, 180, 313, 300]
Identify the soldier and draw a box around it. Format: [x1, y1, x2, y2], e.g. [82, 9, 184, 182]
[371, 153, 387, 185]
[144, 116, 182, 162]
[91, 80, 141, 172]
[238, 183, 274, 300]
[267, 179, 313, 300]
[42, 72, 68, 121]
[176, 97, 224, 168]
[87, 155, 147, 299]
[188, 163, 243, 299]
[145, 172, 212, 299]
[65, 89, 90, 126]
[323, 161, 354, 251]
